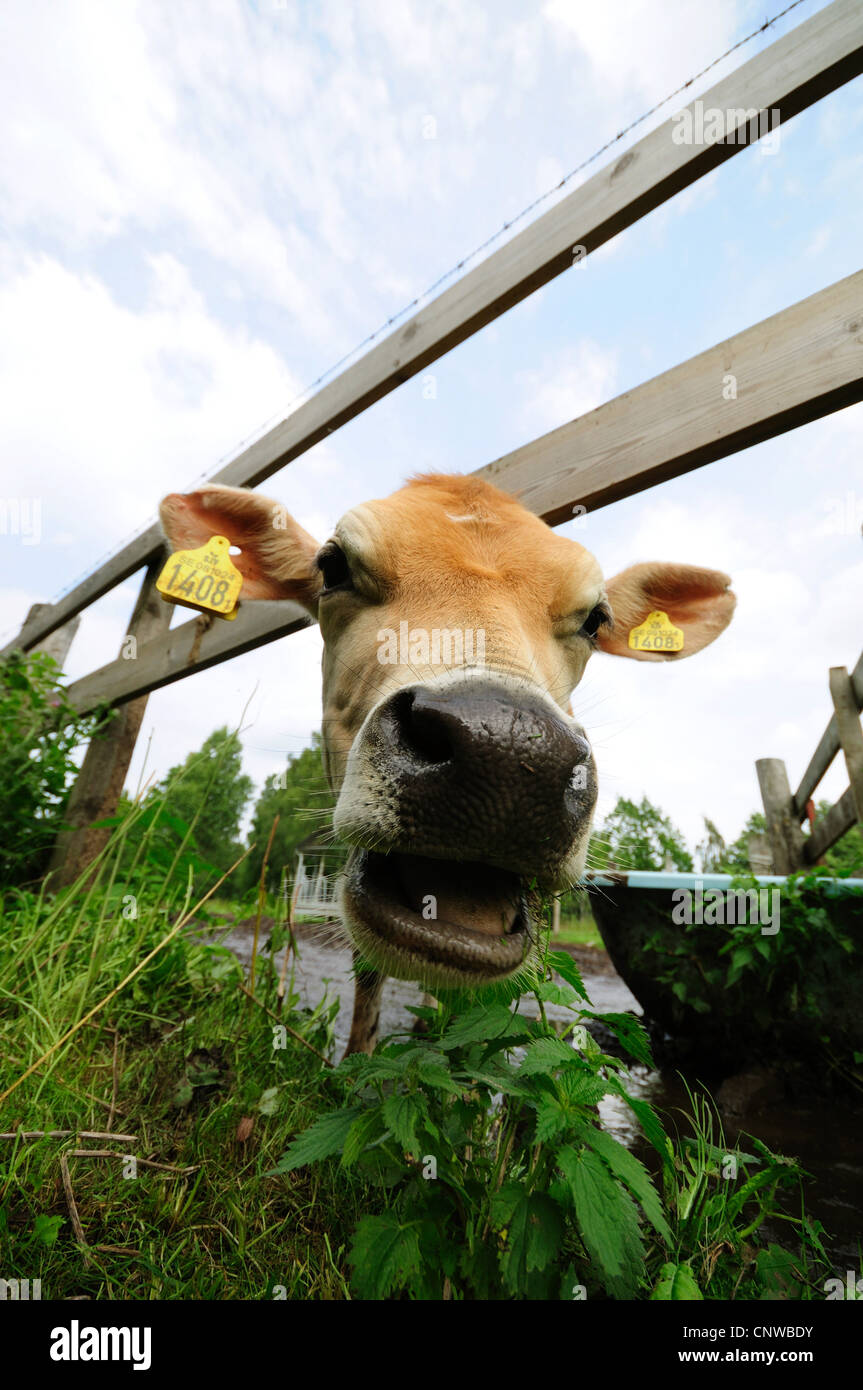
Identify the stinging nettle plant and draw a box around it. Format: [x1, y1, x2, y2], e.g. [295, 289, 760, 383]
[270, 939, 817, 1301]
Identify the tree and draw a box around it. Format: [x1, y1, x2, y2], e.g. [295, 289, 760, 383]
[590, 796, 693, 872]
[723, 805, 863, 877]
[156, 726, 253, 873]
[811, 800, 863, 877]
[241, 733, 336, 893]
[696, 816, 728, 873]
[0, 649, 110, 886]
[723, 811, 767, 874]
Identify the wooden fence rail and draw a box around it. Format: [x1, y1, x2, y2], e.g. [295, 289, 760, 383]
[2, 0, 862, 888]
[59, 268, 863, 717]
[758, 647, 863, 871]
[5, 0, 863, 657]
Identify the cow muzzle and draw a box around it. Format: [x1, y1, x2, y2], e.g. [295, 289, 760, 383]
[335, 676, 597, 985]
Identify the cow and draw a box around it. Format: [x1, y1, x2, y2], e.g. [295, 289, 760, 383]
[159, 473, 735, 1053]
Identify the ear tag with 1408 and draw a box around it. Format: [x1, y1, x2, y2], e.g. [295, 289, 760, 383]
[156, 535, 242, 620]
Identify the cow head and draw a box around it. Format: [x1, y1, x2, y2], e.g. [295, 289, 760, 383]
[160, 474, 734, 989]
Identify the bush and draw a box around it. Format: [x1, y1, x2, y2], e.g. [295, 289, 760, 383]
[0, 649, 110, 886]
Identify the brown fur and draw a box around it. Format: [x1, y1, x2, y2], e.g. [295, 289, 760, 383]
[160, 472, 736, 1052]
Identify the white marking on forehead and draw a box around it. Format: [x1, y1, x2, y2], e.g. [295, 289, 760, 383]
[445, 512, 479, 523]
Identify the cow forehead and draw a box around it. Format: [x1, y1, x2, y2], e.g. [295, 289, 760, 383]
[332, 478, 603, 609]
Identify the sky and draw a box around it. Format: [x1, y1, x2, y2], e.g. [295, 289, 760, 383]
[1, 0, 861, 856]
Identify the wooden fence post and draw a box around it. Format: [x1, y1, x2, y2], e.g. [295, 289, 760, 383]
[756, 757, 806, 874]
[828, 666, 863, 844]
[48, 557, 169, 889]
[25, 603, 81, 668]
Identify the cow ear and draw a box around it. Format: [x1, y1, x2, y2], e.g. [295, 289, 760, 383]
[598, 562, 735, 661]
[159, 485, 322, 612]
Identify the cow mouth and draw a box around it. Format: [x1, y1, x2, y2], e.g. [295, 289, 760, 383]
[341, 849, 532, 983]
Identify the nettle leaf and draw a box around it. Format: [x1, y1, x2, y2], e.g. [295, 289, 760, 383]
[404, 1004, 439, 1023]
[500, 1192, 565, 1294]
[459, 1240, 499, 1300]
[518, 1035, 583, 1075]
[454, 1058, 533, 1098]
[348, 1213, 422, 1300]
[269, 1106, 363, 1173]
[548, 949, 590, 1001]
[413, 1050, 464, 1094]
[342, 1108, 389, 1167]
[488, 1178, 524, 1225]
[573, 1122, 671, 1246]
[581, 1012, 654, 1069]
[532, 1074, 608, 1143]
[608, 1081, 670, 1163]
[534, 980, 582, 1008]
[651, 1261, 703, 1301]
[440, 1003, 520, 1051]
[382, 1093, 424, 1152]
[478, 1029, 537, 1062]
[563, 1147, 646, 1298]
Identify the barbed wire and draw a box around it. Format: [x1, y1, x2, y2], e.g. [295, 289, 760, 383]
[4, 0, 810, 643]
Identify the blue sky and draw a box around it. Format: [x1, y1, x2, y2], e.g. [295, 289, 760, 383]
[1, 0, 861, 853]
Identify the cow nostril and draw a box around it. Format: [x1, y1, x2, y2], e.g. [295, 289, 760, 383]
[390, 689, 452, 766]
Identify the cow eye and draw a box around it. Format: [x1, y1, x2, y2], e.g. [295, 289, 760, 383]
[316, 541, 353, 594]
[580, 603, 612, 641]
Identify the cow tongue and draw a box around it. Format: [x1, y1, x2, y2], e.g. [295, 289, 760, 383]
[395, 853, 519, 937]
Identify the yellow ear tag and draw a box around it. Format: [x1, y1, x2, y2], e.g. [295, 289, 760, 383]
[628, 609, 684, 653]
[156, 536, 242, 621]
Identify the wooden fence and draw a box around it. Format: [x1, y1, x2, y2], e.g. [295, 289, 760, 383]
[4, 0, 863, 886]
[758, 650, 863, 871]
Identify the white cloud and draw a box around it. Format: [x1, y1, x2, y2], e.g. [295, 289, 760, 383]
[2, 0, 859, 869]
[0, 252, 324, 596]
[543, 0, 739, 105]
[516, 340, 619, 435]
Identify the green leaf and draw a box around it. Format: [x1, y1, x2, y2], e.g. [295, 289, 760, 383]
[342, 1108, 389, 1167]
[563, 1147, 646, 1298]
[534, 980, 582, 1008]
[651, 1261, 703, 1301]
[501, 1193, 565, 1294]
[348, 1213, 422, 1300]
[548, 949, 590, 1001]
[33, 1213, 64, 1247]
[573, 1124, 671, 1245]
[269, 1106, 363, 1173]
[490, 1182, 564, 1294]
[518, 1035, 583, 1075]
[581, 1011, 654, 1068]
[440, 1003, 519, 1050]
[459, 1240, 499, 1300]
[413, 1050, 464, 1094]
[382, 1094, 423, 1151]
[608, 1081, 670, 1163]
[756, 1243, 803, 1300]
[532, 1074, 608, 1142]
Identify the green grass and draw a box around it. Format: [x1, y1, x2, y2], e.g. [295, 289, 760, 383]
[554, 912, 603, 949]
[0, 794, 371, 1299]
[0, 788, 837, 1300]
